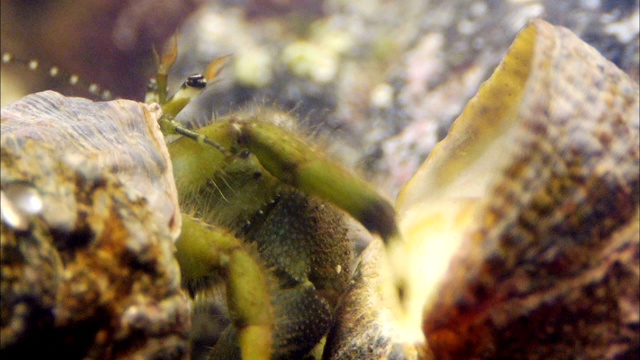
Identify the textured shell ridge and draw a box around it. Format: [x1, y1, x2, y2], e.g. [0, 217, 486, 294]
[1, 90, 181, 240]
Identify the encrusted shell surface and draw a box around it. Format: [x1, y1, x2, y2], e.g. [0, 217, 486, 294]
[1, 92, 189, 357]
[1, 91, 181, 240]
[328, 19, 638, 359]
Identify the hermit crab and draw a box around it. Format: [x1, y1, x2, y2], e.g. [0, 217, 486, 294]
[1, 32, 398, 358]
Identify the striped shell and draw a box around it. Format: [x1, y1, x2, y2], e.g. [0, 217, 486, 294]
[396, 19, 639, 359]
[327, 19, 639, 359]
[1, 92, 188, 358]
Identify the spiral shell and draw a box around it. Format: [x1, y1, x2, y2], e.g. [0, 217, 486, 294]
[327, 19, 638, 359]
[1, 92, 188, 357]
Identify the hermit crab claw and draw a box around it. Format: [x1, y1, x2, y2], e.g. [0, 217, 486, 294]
[390, 19, 639, 358]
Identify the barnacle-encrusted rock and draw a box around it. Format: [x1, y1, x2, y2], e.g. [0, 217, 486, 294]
[1, 92, 189, 358]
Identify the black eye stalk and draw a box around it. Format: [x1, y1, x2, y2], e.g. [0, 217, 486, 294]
[185, 74, 207, 89]
[161, 73, 210, 118]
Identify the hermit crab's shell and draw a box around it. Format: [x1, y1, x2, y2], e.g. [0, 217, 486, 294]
[1, 91, 189, 358]
[1, 91, 181, 240]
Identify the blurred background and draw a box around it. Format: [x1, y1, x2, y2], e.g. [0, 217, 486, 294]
[2, 0, 638, 197]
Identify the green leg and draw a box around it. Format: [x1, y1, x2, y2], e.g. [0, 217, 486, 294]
[169, 117, 399, 243]
[235, 120, 399, 241]
[175, 215, 273, 360]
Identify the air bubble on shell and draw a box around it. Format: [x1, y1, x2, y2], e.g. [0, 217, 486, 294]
[5, 183, 43, 215]
[1, 191, 28, 230]
[1, 183, 43, 230]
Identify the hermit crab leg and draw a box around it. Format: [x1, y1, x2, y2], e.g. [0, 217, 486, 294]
[170, 114, 399, 241]
[144, 41, 275, 358]
[232, 120, 399, 242]
[175, 216, 273, 360]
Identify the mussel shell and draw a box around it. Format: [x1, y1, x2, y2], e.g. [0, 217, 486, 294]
[395, 19, 639, 359]
[330, 19, 638, 359]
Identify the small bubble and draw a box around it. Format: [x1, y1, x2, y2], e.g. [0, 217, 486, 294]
[28, 59, 39, 70]
[69, 74, 79, 85]
[5, 183, 43, 215]
[49, 66, 59, 77]
[1, 184, 44, 231]
[2, 52, 12, 63]
[370, 83, 394, 109]
[1, 191, 27, 230]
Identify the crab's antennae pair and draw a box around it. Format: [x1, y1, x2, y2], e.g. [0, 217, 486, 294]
[156, 74, 228, 156]
[150, 37, 232, 157]
[149, 33, 230, 111]
[156, 55, 232, 118]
